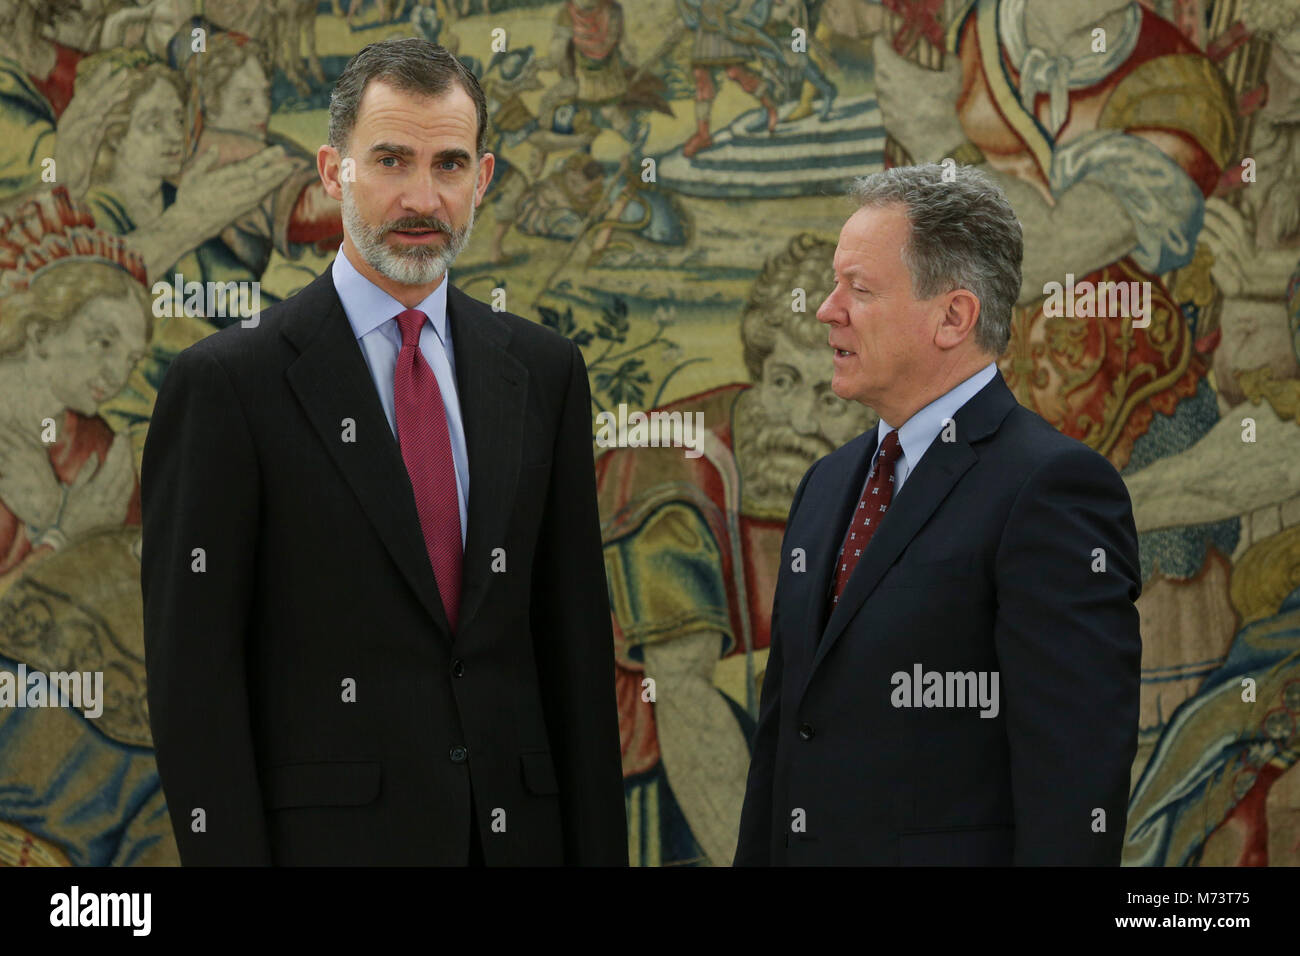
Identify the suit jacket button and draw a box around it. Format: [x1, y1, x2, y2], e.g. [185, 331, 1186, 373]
[452, 659, 465, 678]
[450, 746, 469, 763]
[799, 723, 815, 740]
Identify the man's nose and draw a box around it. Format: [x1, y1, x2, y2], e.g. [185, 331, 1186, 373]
[816, 292, 841, 323]
[403, 172, 443, 215]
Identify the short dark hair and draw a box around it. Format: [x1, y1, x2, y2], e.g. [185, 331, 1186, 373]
[328, 37, 489, 158]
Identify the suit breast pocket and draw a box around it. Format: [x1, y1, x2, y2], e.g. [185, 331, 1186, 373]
[263, 760, 382, 810]
[899, 824, 1014, 865]
[879, 555, 975, 589]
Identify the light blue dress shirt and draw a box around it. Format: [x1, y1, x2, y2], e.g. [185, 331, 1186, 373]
[865, 362, 998, 495]
[331, 246, 469, 547]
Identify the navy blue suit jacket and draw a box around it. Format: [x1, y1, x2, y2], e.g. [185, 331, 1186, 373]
[735, 369, 1141, 865]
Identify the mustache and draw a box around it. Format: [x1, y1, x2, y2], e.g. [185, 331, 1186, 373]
[383, 217, 454, 234]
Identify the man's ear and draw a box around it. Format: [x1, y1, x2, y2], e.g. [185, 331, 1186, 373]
[475, 152, 496, 205]
[318, 144, 345, 201]
[937, 289, 981, 349]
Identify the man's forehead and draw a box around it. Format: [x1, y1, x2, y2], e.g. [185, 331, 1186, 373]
[832, 259, 865, 274]
[356, 80, 476, 135]
[834, 209, 907, 275]
[830, 253, 877, 281]
[840, 203, 906, 242]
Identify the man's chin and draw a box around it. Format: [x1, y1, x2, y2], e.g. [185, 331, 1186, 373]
[830, 375, 870, 408]
[377, 258, 449, 286]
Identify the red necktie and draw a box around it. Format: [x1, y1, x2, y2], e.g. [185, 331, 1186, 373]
[830, 429, 903, 607]
[393, 308, 463, 631]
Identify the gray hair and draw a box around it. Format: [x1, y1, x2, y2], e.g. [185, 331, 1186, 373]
[847, 163, 1022, 355]
[328, 37, 488, 157]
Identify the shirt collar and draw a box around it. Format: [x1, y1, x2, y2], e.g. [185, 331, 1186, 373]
[331, 243, 450, 345]
[876, 362, 998, 465]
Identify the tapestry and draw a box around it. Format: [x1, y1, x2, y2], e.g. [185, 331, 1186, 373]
[0, 0, 1296, 867]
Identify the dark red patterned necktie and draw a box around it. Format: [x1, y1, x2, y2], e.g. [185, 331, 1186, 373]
[393, 308, 463, 631]
[831, 429, 903, 606]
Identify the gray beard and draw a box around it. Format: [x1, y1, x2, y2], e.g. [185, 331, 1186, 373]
[341, 179, 475, 285]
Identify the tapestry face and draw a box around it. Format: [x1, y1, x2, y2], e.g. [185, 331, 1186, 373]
[0, 0, 1296, 867]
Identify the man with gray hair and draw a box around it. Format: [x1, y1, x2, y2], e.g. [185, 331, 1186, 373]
[735, 163, 1142, 865]
[141, 37, 626, 866]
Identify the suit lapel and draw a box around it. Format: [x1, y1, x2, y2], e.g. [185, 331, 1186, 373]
[444, 282, 528, 640]
[800, 372, 1019, 695]
[792, 427, 875, 682]
[283, 269, 454, 637]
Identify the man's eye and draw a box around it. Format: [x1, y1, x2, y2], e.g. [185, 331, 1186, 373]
[380, 157, 398, 167]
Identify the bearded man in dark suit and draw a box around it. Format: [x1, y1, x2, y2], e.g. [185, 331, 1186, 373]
[141, 38, 626, 866]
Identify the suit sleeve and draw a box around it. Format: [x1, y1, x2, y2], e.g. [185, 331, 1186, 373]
[993, 445, 1142, 865]
[734, 459, 818, 866]
[530, 340, 628, 865]
[140, 345, 272, 865]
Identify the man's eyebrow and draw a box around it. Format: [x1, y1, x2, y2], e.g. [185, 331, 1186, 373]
[368, 143, 472, 164]
[370, 142, 415, 158]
